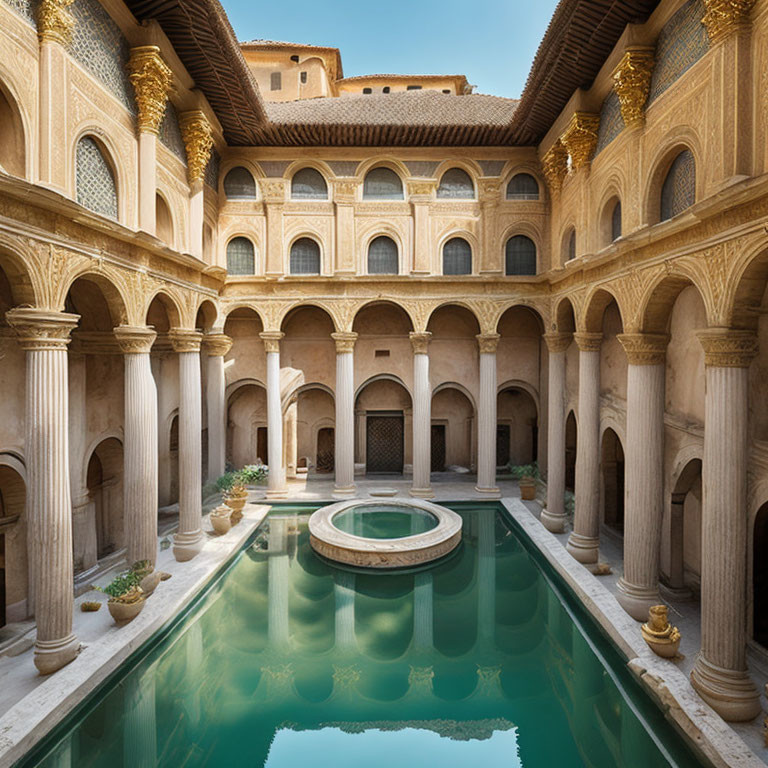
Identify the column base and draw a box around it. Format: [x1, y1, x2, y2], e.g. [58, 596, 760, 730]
[540, 509, 567, 534]
[333, 484, 356, 499]
[34, 633, 80, 675]
[690, 654, 761, 722]
[475, 485, 501, 499]
[410, 487, 435, 500]
[265, 487, 289, 500]
[566, 532, 599, 564]
[616, 578, 660, 621]
[173, 530, 205, 562]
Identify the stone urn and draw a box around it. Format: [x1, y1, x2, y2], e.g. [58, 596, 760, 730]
[139, 570, 162, 597]
[107, 588, 146, 625]
[211, 505, 233, 535]
[641, 605, 681, 658]
[225, 495, 246, 525]
[519, 477, 536, 501]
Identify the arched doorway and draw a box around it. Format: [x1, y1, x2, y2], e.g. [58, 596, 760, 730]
[86, 438, 124, 563]
[430, 386, 474, 472]
[601, 428, 625, 536]
[565, 411, 577, 491]
[291, 386, 335, 474]
[0, 462, 28, 626]
[754, 504, 768, 648]
[666, 459, 702, 596]
[496, 386, 538, 468]
[227, 383, 268, 468]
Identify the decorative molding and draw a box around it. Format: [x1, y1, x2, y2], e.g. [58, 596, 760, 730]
[179, 111, 214, 185]
[168, 328, 203, 353]
[202, 333, 232, 357]
[37, 0, 75, 46]
[541, 140, 568, 193]
[259, 331, 284, 354]
[408, 181, 436, 198]
[573, 332, 603, 352]
[260, 179, 286, 204]
[696, 328, 757, 367]
[331, 332, 358, 353]
[560, 112, 601, 172]
[333, 180, 357, 202]
[409, 331, 431, 354]
[127, 47, 173, 136]
[476, 332, 500, 354]
[617, 333, 669, 365]
[702, 0, 755, 43]
[6, 309, 79, 350]
[543, 332, 572, 354]
[114, 325, 157, 355]
[612, 47, 655, 129]
[478, 179, 500, 204]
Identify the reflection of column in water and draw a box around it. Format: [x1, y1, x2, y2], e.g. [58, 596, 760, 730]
[268, 517, 290, 647]
[42, 735, 73, 768]
[334, 570, 356, 652]
[184, 622, 204, 730]
[477, 508, 495, 645]
[620, 696, 654, 765]
[570, 627, 604, 757]
[123, 672, 157, 768]
[413, 571, 433, 650]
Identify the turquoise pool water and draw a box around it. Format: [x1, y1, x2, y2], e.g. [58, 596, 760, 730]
[331, 504, 439, 538]
[24, 504, 709, 768]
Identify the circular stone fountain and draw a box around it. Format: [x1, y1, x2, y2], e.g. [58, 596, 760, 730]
[309, 499, 463, 568]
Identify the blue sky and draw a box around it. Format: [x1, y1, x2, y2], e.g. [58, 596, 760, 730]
[222, 0, 561, 99]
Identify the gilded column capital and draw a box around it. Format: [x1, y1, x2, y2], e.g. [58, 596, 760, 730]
[702, 0, 756, 43]
[543, 332, 573, 354]
[696, 328, 757, 367]
[476, 333, 500, 354]
[260, 331, 284, 354]
[612, 47, 655, 129]
[409, 331, 432, 355]
[541, 140, 568, 193]
[331, 332, 358, 353]
[114, 325, 157, 354]
[168, 328, 203, 353]
[127, 46, 173, 135]
[179, 110, 214, 185]
[573, 332, 603, 352]
[202, 333, 232, 357]
[6, 308, 79, 350]
[37, 0, 75, 45]
[561, 112, 600, 172]
[617, 333, 669, 365]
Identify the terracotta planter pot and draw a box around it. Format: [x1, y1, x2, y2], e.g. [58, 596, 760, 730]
[108, 597, 145, 625]
[519, 480, 536, 501]
[211, 512, 232, 535]
[225, 496, 246, 512]
[139, 570, 161, 597]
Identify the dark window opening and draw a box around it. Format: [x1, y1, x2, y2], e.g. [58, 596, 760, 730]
[407, 85, 422, 90]
[270, 72, 281, 91]
[442, 89, 450, 94]
[383, 86, 390, 94]
[375, 350, 390, 358]
[300, 71, 307, 84]
[290, 55, 299, 63]
[363, 87, 372, 94]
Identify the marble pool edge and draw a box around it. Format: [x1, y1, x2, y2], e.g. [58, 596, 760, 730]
[502, 499, 764, 768]
[0, 504, 271, 768]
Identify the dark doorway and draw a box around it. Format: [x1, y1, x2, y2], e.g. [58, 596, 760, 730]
[366, 412, 404, 473]
[496, 424, 510, 466]
[754, 504, 768, 648]
[431, 424, 446, 472]
[257, 426, 268, 465]
[0, 533, 5, 628]
[602, 428, 625, 534]
[565, 411, 577, 491]
[316, 427, 335, 473]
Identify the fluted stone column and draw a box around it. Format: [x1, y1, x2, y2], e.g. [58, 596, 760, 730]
[202, 333, 231, 483]
[261, 332, 287, 498]
[478, 507, 496, 645]
[169, 329, 204, 562]
[616, 333, 668, 620]
[285, 401, 298, 479]
[413, 572, 433, 650]
[123, 672, 157, 768]
[476, 333, 500, 497]
[115, 326, 159, 565]
[541, 333, 571, 532]
[567, 332, 602, 564]
[334, 571, 356, 651]
[268, 517, 289, 646]
[691, 329, 761, 721]
[332, 332, 357, 497]
[410, 332, 433, 498]
[7, 308, 81, 674]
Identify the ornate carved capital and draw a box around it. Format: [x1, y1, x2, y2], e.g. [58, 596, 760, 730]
[560, 112, 601, 172]
[476, 333, 500, 354]
[409, 331, 432, 355]
[696, 328, 757, 367]
[6, 308, 79, 350]
[260, 331, 284, 354]
[617, 333, 669, 365]
[541, 140, 568, 193]
[332, 332, 358, 353]
[612, 47, 655, 129]
[573, 332, 603, 352]
[127, 47, 173, 135]
[407, 181, 436, 199]
[37, 0, 75, 45]
[478, 179, 500, 205]
[260, 180, 286, 204]
[114, 325, 157, 355]
[202, 333, 232, 357]
[179, 110, 214, 185]
[543, 332, 572, 354]
[702, 0, 755, 43]
[333, 180, 357, 202]
[168, 328, 203, 353]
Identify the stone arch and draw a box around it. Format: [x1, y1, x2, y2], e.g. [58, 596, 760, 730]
[495, 302, 545, 335]
[433, 157, 483, 185]
[497, 382, 539, 466]
[287, 233, 324, 275]
[639, 270, 710, 334]
[355, 156, 410, 185]
[0, 237, 38, 308]
[501, 161, 545, 202]
[195, 299, 218, 332]
[222, 302, 267, 332]
[0, 73, 27, 179]
[582, 286, 625, 334]
[84, 436, 124, 564]
[0, 453, 28, 624]
[598, 189, 623, 246]
[72, 128, 123, 222]
[561, 225, 577, 264]
[425, 301, 482, 334]
[432, 381, 477, 412]
[354, 373, 412, 402]
[600, 426, 625, 536]
[553, 295, 577, 334]
[144, 290, 183, 330]
[226, 379, 268, 469]
[352, 299, 415, 332]
[64, 271, 129, 328]
[287, 384, 336, 474]
[726, 240, 768, 332]
[154, 190, 175, 248]
[431, 384, 475, 471]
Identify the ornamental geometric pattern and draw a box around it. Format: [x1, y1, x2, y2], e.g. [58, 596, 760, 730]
[1, 0, 37, 24]
[205, 148, 220, 190]
[648, 0, 709, 104]
[75, 136, 118, 219]
[69, 0, 134, 112]
[595, 91, 624, 155]
[661, 149, 696, 221]
[159, 103, 187, 164]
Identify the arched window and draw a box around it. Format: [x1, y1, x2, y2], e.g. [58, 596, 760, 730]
[437, 168, 474, 199]
[661, 149, 695, 222]
[75, 136, 117, 219]
[155, 194, 173, 245]
[565, 228, 576, 262]
[506, 173, 539, 200]
[367, 236, 398, 274]
[363, 167, 403, 200]
[0, 86, 25, 178]
[442, 238, 472, 275]
[290, 237, 321, 274]
[226, 237, 255, 275]
[505, 236, 536, 275]
[291, 167, 328, 200]
[223, 167, 256, 199]
[611, 201, 622, 241]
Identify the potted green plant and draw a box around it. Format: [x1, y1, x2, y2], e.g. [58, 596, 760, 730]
[131, 559, 161, 597]
[513, 463, 538, 501]
[210, 503, 233, 535]
[94, 572, 145, 624]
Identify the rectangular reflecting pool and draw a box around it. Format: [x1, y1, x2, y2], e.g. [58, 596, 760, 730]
[21, 504, 711, 767]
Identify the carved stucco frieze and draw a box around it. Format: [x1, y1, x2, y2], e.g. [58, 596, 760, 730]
[702, 0, 756, 43]
[127, 47, 173, 136]
[180, 110, 214, 185]
[261, 180, 287, 204]
[560, 112, 601, 172]
[612, 47, 655, 129]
